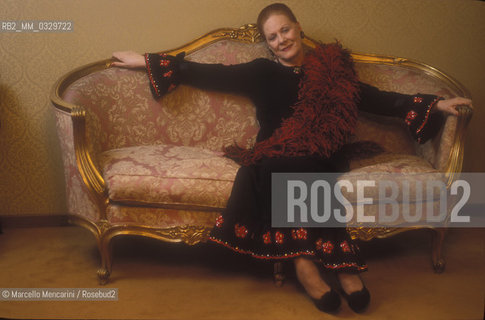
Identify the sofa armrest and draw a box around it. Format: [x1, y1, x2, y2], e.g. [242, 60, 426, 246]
[51, 64, 110, 219]
[71, 106, 108, 210]
[52, 106, 105, 221]
[439, 105, 473, 185]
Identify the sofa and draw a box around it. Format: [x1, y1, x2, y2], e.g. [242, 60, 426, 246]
[50, 24, 472, 285]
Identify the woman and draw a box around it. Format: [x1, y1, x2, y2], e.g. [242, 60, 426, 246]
[112, 3, 472, 314]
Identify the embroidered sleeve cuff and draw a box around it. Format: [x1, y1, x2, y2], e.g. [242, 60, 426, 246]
[144, 52, 185, 99]
[404, 95, 445, 144]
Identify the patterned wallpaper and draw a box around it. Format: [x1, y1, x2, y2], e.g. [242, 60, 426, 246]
[0, 0, 484, 216]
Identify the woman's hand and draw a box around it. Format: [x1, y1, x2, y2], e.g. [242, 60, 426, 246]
[111, 51, 146, 69]
[435, 97, 473, 116]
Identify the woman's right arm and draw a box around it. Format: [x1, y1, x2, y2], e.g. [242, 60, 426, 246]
[112, 51, 265, 99]
[111, 51, 146, 69]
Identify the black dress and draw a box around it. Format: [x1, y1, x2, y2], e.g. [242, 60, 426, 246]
[145, 51, 444, 273]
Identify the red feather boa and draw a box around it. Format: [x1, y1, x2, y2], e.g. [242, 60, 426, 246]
[224, 42, 360, 166]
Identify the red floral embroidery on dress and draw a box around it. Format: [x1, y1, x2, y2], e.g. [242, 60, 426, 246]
[159, 53, 167, 58]
[405, 110, 418, 126]
[315, 238, 323, 250]
[163, 70, 173, 78]
[322, 241, 334, 254]
[168, 84, 177, 92]
[413, 96, 423, 104]
[416, 97, 441, 134]
[234, 224, 248, 238]
[160, 59, 170, 67]
[263, 231, 272, 244]
[215, 215, 224, 228]
[209, 237, 316, 260]
[275, 231, 284, 244]
[291, 228, 308, 240]
[340, 241, 351, 253]
[144, 54, 160, 97]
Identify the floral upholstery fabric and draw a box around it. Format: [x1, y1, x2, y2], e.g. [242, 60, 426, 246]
[355, 63, 455, 97]
[186, 40, 273, 64]
[425, 115, 457, 171]
[61, 40, 272, 157]
[342, 153, 444, 203]
[62, 68, 259, 155]
[100, 145, 239, 209]
[107, 204, 219, 228]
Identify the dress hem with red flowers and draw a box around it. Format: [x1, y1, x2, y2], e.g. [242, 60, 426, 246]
[209, 210, 368, 273]
[208, 235, 368, 272]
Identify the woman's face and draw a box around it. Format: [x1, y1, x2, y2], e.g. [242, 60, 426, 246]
[262, 13, 304, 67]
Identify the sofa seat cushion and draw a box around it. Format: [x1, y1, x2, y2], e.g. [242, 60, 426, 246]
[349, 152, 436, 173]
[342, 153, 444, 204]
[101, 145, 444, 213]
[100, 145, 239, 210]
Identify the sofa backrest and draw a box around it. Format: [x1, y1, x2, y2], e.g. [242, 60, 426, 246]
[61, 34, 462, 163]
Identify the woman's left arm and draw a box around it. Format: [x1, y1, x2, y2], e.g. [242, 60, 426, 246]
[358, 82, 473, 144]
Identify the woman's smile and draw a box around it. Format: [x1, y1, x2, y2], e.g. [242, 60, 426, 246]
[280, 43, 293, 51]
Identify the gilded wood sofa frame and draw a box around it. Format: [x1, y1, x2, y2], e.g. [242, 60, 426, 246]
[51, 24, 472, 284]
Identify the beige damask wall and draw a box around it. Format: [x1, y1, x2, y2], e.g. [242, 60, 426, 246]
[1, 0, 484, 217]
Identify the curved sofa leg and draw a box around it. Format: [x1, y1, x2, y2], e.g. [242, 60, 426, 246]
[430, 228, 446, 273]
[273, 262, 285, 287]
[97, 234, 113, 285]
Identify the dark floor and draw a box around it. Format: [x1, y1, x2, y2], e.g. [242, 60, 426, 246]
[0, 226, 483, 319]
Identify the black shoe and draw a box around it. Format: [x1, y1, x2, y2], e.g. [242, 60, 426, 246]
[312, 288, 341, 313]
[341, 286, 370, 313]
